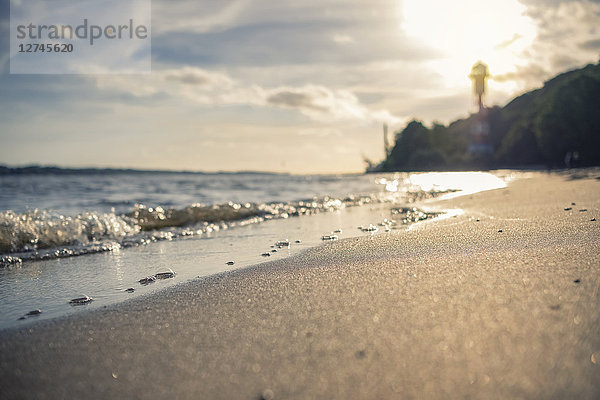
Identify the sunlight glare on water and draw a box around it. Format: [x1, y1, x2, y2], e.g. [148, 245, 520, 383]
[408, 171, 507, 199]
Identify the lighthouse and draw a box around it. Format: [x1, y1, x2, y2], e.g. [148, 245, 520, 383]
[469, 61, 490, 113]
[468, 61, 493, 157]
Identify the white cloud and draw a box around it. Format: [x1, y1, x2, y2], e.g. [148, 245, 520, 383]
[332, 34, 355, 44]
[92, 67, 400, 124]
[4, 0, 600, 173]
[164, 67, 235, 89]
[297, 127, 343, 137]
[494, 0, 600, 87]
[152, 0, 251, 34]
[266, 85, 368, 122]
[495, 34, 524, 50]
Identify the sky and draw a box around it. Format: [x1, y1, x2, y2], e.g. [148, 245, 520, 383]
[0, 0, 599, 173]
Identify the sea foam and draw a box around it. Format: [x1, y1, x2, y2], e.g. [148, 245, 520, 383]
[0, 195, 383, 266]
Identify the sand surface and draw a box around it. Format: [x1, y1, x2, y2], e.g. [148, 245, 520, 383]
[1, 171, 599, 399]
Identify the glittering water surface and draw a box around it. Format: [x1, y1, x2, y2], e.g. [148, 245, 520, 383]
[0, 170, 508, 329]
[0, 172, 444, 264]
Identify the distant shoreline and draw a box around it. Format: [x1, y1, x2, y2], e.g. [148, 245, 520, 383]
[0, 164, 290, 176]
[2, 163, 590, 177]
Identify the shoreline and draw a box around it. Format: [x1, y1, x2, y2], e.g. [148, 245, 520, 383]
[1, 171, 599, 399]
[0, 199, 436, 329]
[2, 169, 494, 329]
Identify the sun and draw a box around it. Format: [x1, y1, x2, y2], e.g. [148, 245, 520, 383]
[401, 0, 537, 97]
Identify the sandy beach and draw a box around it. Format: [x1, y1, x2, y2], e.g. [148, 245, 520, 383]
[1, 171, 599, 399]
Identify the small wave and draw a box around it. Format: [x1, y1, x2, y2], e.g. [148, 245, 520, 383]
[0, 194, 376, 266]
[0, 187, 447, 267]
[125, 203, 265, 231]
[0, 209, 138, 254]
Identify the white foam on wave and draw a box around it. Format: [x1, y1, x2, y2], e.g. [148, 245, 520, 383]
[0, 173, 494, 266]
[0, 209, 138, 254]
[0, 194, 386, 266]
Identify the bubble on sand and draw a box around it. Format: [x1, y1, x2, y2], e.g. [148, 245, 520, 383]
[275, 240, 290, 248]
[139, 276, 156, 285]
[261, 389, 275, 400]
[69, 295, 93, 305]
[355, 350, 366, 359]
[360, 224, 378, 233]
[481, 374, 491, 385]
[591, 351, 600, 364]
[19, 309, 42, 320]
[154, 268, 175, 279]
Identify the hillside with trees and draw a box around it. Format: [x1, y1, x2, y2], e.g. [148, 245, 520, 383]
[374, 62, 600, 171]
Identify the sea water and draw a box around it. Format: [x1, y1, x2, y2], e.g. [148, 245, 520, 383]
[0, 169, 507, 329]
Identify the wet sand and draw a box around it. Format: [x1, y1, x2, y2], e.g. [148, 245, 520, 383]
[1, 171, 599, 399]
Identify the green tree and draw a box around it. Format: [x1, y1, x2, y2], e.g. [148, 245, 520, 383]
[386, 120, 433, 170]
[535, 74, 600, 166]
[374, 62, 600, 172]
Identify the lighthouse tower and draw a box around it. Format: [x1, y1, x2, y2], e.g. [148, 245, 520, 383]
[469, 61, 490, 113]
[467, 61, 493, 157]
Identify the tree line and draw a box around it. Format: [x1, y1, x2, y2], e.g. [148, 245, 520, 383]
[375, 62, 600, 171]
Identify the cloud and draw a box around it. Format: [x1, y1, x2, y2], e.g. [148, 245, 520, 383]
[0, 0, 8, 73]
[267, 88, 331, 113]
[3, 0, 600, 174]
[492, 63, 550, 83]
[579, 38, 600, 50]
[495, 34, 523, 50]
[489, 0, 600, 88]
[332, 34, 355, 44]
[519, 0, 600, 6]
[265, 85, 400, 123]
[91, 67, 400, 124]
[152, 0, 250, 34]
[266, 86, 365, 121]
[297, 127, 343, 137]
[164, 67, 235, 89]
[152, 26, 431, 67]
[523, 1, 600, 54]
[149, 0, 434, 68]
[152, 0, 393, 35]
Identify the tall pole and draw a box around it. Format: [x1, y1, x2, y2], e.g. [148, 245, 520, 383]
[383, 123, 390, 156]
